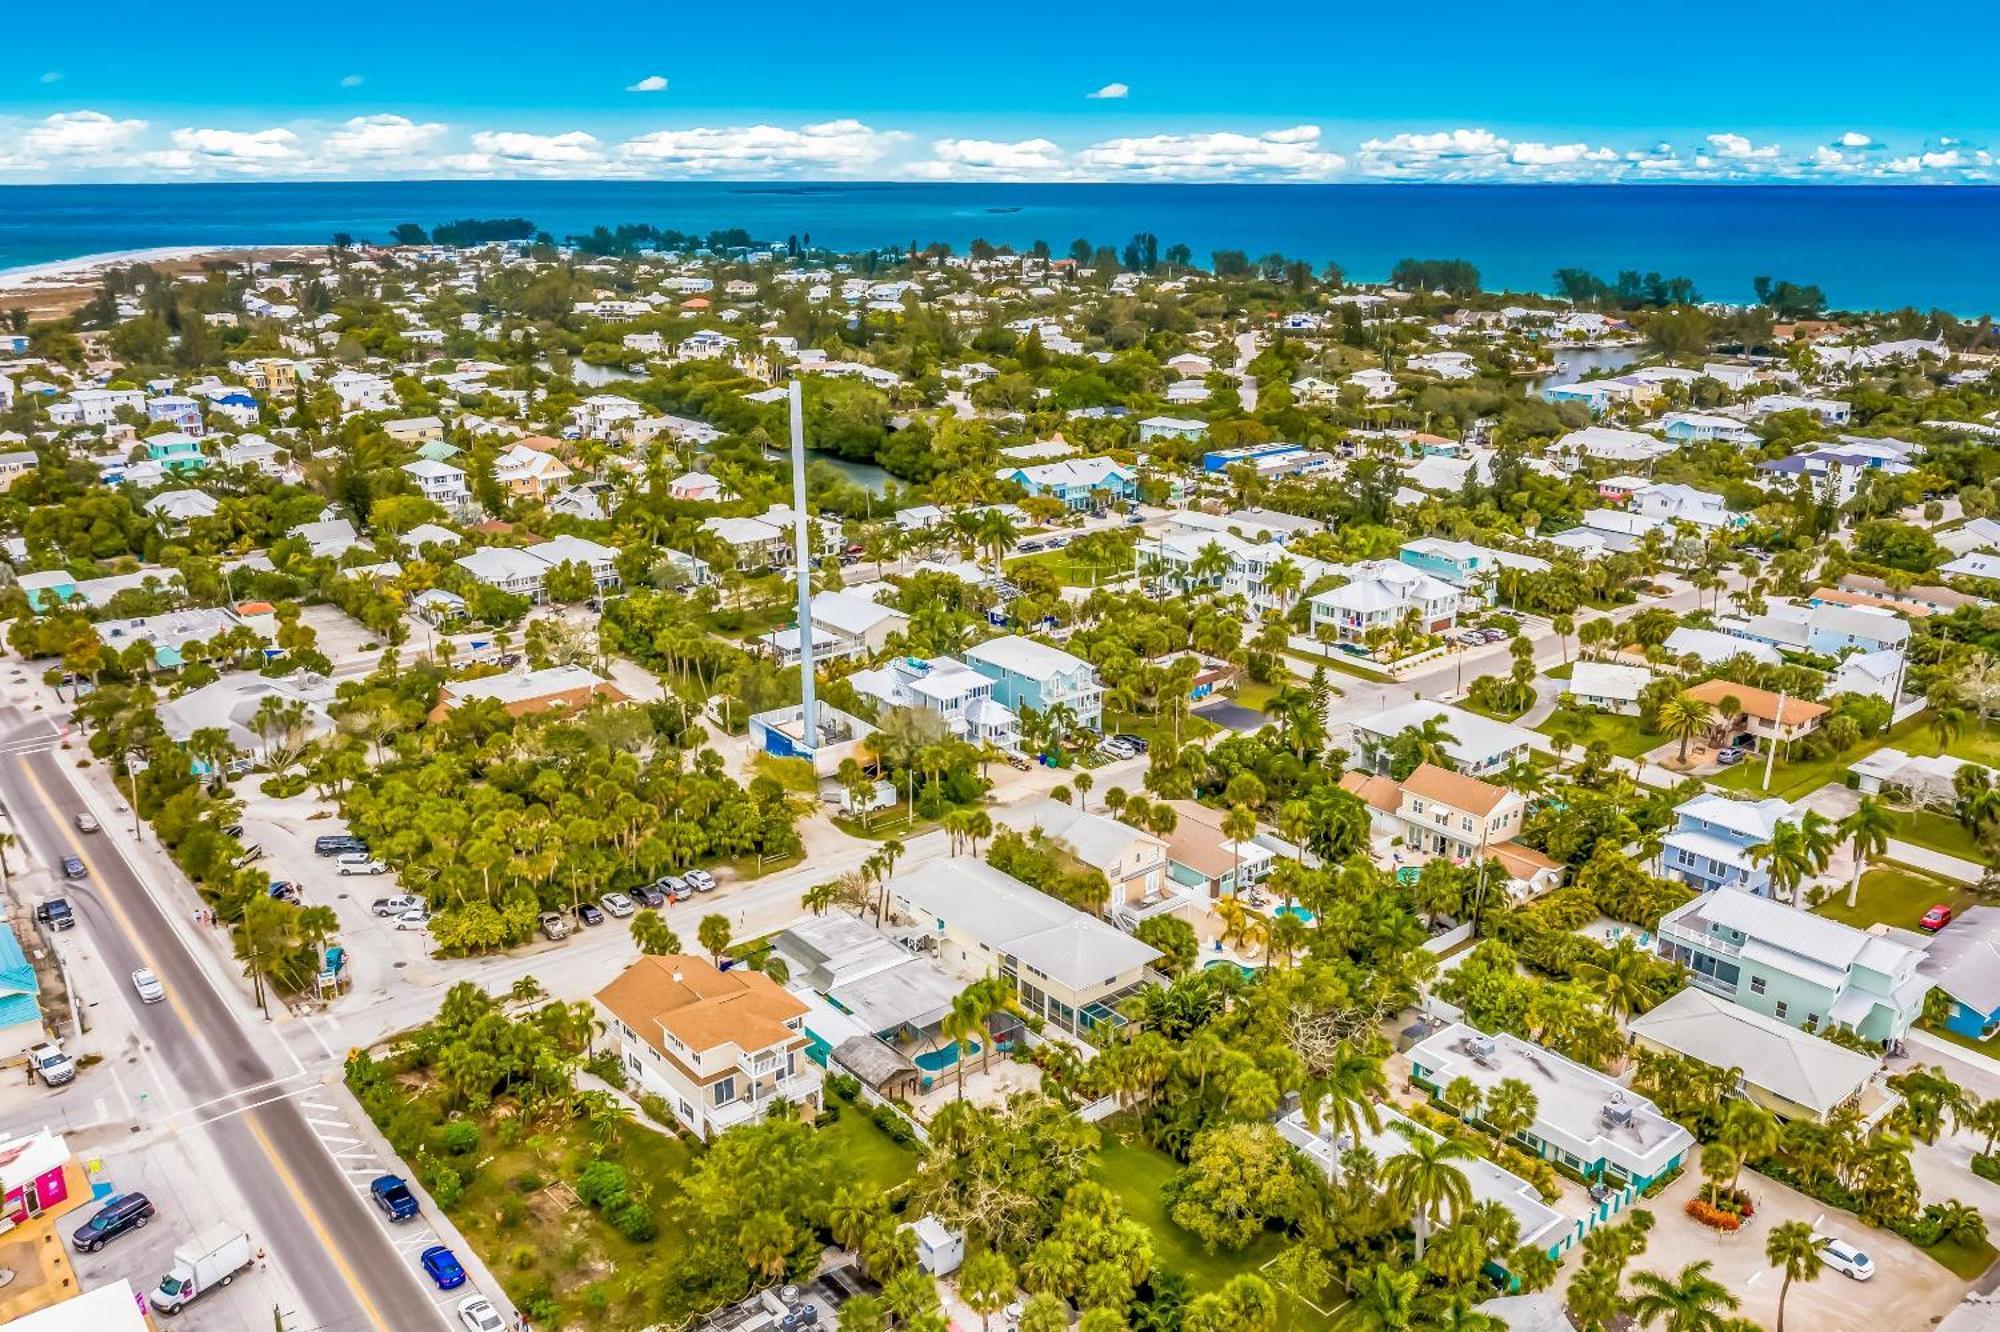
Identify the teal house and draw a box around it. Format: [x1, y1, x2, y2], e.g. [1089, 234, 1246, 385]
[145, 432, 207, 472]
[0, 927, 47, 1064]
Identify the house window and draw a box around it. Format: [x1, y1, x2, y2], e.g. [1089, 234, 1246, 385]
[678, 1099, 695, 1121]
[1749, 976, 1766, 995]
[1774, 1001, 1789, 1019]
[1807, 1014, 1819, 1027]
[714, 1076, 736, 1106]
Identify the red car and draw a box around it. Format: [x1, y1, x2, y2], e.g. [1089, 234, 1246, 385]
[1920, 905, 1953, 931]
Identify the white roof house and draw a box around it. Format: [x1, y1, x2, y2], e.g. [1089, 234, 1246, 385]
[1567, 662, 1653, 708]
[1350, 700, 1538, 777]
[1662, 626, 1782, 667]
[455, 545, 552, 597]
[1628, 986, 1889, 1123]
[1409, 1022, 1694, 1187]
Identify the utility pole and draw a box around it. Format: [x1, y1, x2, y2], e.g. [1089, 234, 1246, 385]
[788, 381, 818, 745]
[1761, 691, 1786, 794]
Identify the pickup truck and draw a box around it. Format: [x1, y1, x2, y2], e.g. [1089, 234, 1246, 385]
[370, 1174, 419, 1221]
[29, 1042, 76, 1086]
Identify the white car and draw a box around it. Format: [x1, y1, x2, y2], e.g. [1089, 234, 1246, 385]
[131, 968, 165, 1004]
[338, 855, 388, 876]
[600, 892, 636, 918]
[456, 1295, 505, 1332]
[1816, 1233, 1875, 1281]
[684, 870, 716, 893]
[394, 909, 431, 931]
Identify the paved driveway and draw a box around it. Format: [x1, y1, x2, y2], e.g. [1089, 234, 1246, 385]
[1195, 700, 1267, 732]
[1634, 1164, 1969, 1332]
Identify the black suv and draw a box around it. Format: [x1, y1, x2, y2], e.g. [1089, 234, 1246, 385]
[36, 898, 75, 930]
[71, 1192, 155, 1252]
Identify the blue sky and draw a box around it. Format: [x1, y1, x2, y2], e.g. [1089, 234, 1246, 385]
[2, 0, 1995, 182]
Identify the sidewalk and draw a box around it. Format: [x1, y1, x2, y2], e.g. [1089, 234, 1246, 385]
[1907, 1027, 2000, 1081]
[1885, 838, 1985, 885]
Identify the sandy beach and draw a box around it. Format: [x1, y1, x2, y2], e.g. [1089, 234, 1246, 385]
[0, 244, 315, 319]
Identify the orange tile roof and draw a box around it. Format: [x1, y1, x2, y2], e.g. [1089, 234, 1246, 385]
[1684, 679, 1829, 725]
[1339, 770, 1403, 813]
[1400, 762, 1513, 817]
[1809, 587, 1929, 618]
[596, 955, 805, 1057]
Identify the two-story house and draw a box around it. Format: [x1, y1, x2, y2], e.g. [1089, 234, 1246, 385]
[1655, 890, 1931, 1045]
[595, 955, 821, 1140]
[847, 655, 1020, 751]
[1349, 701, 1537, 779]
[455, 545, 554, 601]
[1140, 529, 1335, 617]
[1656, 792, 1799, 896]
[527, 534, 622, 590]
[1398, 538, 1549, 597]
[996, 456, 1138, 510]
[401, 459, 470, 508]
[964, 635, 1103, 732]
[146, 393, 204, 434]
[1681, 680, 1829, 755]
[1340, 764, 1564, 901]
[492, 439, 573, 499]
[759, 591, 909, 666]
[1004, 798, 1172, 922]
[1308, 561, 1461, 643]
[145, 432, 207, 472]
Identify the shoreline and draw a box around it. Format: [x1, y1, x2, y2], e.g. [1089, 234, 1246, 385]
[0, 245, 273, 293]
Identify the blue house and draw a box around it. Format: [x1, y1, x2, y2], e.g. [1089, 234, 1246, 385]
[145, 432, 207, 472]
[997, 456, 1137, 510]
[1921, 905, 2000, 1043]
[1655, 792, 1796, 896]
[964, 635, 1103, 732]
[0, 926, 47, 1063]
[146, 394, 204, 435]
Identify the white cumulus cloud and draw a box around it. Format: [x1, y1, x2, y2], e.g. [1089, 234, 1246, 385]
[1837, 131, 1872, 148]
[1705, 132, 1781, 159]
[627, 75, 669, 93]
[466, 130, 603, 171]
[168, 126, 300, 162]
[22, 110, 149, 158]
[1086, 82, 1129, 100]
[908, 137, 1070, 180]
[39, 71, 61, 84]
[1509, 141, 1618, 168]
[323, 114, 446, 159]
[1074, 125, 1343, 180]
[618, 119, 901, 175]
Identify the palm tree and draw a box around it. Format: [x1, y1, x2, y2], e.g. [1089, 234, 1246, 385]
[1576, 934, 1668, 1017]
[1765, 1221, 1826, 1332]
[1443, 1075, 1484, 1123]
[1715, 1101, 1780, 1194]
[1264, 555, 1304, 613]
[1340, 1262, 1422, 1332]
[1749, 819, 1823, 908]
[1626, 1261, 1741, 1332]
[1483, 1078, 1538, 1150]
[1221, 804, 1258, 897]
[1656, 692, 1716, 765]
[1379, 1120, 1474, 1259]
[1931, 703, 1968, 755]
[1838, 795, 1895, 908]
[1072, 770, 1093, 810]
[1189, 540, 1231, 593]
[1552, 612, 1575, 666]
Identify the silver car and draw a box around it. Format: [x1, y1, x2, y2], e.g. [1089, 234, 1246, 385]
[131, 968, 165, 1004]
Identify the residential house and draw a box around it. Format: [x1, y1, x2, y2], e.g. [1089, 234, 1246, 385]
[455, 545, 553, 601]
[1346, 367, 1398, 399]
[1407, 351, 1476, 380]
[1141, 529, 1333, 617]
[0, 374, 13, 412]
[1748, 394, 1852, 425]
[1538, 376, 1661, 414]
[1409, 1023, 1693, 1190]
[1628, 986, 1897, 1125]
[1828, 648, 1907, 704]
[997, 456, 1137, 510]
[157, 671, 336, 769]
[885, 858, 1160, 1036]
[1308, 560, 1461, 644]
[1847, 747, 1972, 805]
[0, 450, 34, 488]
[1655, 889, 1930, 1044]
[1661, 626, 1781, 668]
[1655, 791, 1799, 896]
[1349, 701, 1537, 778]
[144, 488, 220, 528]
[1659, 412, 1759, 445]
[1344, 767, 1564, 900]
[144, 432, 206, 472]
[1556, 425, 1676, 466]
[595, 955, 820, 1141]
[1137, 416, 1208, 443]
[1159, 799, 1275, 899]
[964, 635, 1103, 732]
[759, 591, 909, 665]
[49, 386, 145, 426]
[1399, 538, 1549, 596]
[701, 514, 790, 570]
[492, 439, 573, 499]
[383, 416, 445, 445]
[1681, 679, 1830, 753]
[1629, 482, 1738, 531]
[527, 534, 621, 589]
[1917, 905, 2000, 1043]
[668, 471, 732, 503]
[847, 654, 1019, 751]
[574, 394, 647, 439]
[1757, 445, 1914, 508]
[1566, 662, 1653, 715]
[401, 459, 470, 508]
[146, 393, 204, 434]
[429, 664, 628, 722]
[1001, 798, 1173, 924]
[0, 926, 47, 1066]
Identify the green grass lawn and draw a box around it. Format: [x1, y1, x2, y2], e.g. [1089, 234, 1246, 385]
[1538, 710, 1665, 760]
[1005, 549, 1135, 588]
[1711, 713, 1991, 805]
[1886, 808, 1985, 862]
[1814, 865, 1977, 932]
[1544, 662, 1574, 681]
[1233, 679, 1281, 714]
[1924, 1233, 1999, 1281]
[1094, 1141, 1322, 1330]
[1916, 1018, 2000, 1059]
[1462, 696, 1531, 723]
[1104, 707, 1220, 749]
[819, 1103, 920, 1194]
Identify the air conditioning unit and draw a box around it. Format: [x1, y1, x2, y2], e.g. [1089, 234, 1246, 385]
[1469, 1035, 1498, 1059]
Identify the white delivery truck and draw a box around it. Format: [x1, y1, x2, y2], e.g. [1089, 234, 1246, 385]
[149, 1226, 254, 1314]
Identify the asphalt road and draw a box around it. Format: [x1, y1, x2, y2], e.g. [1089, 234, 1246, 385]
[0, 709, 446, 1332]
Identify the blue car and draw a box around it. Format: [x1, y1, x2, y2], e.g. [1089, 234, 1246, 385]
[420, 1244, 466, 1290]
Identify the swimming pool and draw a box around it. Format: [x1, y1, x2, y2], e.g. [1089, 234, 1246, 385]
[1274, 904, 1316, 926]
[913, 1041, 979, 1072]
[1203, 959, 1257, 978]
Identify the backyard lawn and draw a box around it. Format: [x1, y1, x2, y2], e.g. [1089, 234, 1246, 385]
[1537, 710, 1665, 760]
[1815, 865, 1978, 932]
[1886, 808, 1985, 862]
[819, 1100, 921, 1194]
[1094, 1140, 1325, 1330]
[1708, 747, 1857, 801]
[1103, 707, 1219, 750]
[1005, 548, 1136, 588]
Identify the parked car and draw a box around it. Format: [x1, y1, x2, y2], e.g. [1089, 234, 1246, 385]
[314, 835, 367, 857]
[60, 855, 87, 880]
[268, 881, 302, 903]
[71, 1192, 155, 1252]
[74, 811, 99, 833]
[232, 844, 264, 867]
[1816, 1233, 1875, 1281]
[373, 895, 424, 918]
[36, 898, 75, 930]
[1480, 627, 1510, 643]
[221, 823, 244, 839]
[337, 854, 388, 876]
[28, 1042, 75, 1086]
[575, 902, 605, 927]
[457, 1295, 506, 1332]
[393, 909, 430, 931]
[1112, 734, 1150, 754]
[131, 968, 165, 1004]
[1007, 754, 1033, 771]
[1018, 539, 1046, 552]
[1920, 904, 1954, 931]
[600, 892, 636, 918]
[369, 1174, 420, 1221]
[685, 869, 716, 893]
[538, 911, 572, 941]
[661, 876, 692, 902]
[1100, 739, 1136, 760]
[421, 1245, 467, 1290]
[634, 883, 666, 909]
[1715, 747, 1748, 766]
